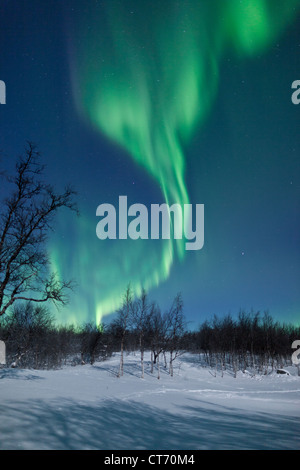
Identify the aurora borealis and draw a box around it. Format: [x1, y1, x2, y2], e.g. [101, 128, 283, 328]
[0, 1, 299, 326]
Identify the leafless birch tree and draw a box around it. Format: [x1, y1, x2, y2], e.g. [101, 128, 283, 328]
[0, 143, 77, 320]
[115, 285, 133, 377]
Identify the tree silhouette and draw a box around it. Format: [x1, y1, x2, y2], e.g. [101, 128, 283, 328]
[0, 143, 77, 319]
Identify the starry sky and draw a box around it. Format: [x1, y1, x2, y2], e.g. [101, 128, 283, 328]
[0, 0, 299, 328]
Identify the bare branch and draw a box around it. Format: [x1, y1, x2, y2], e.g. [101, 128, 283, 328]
[0, 143, 77, 318]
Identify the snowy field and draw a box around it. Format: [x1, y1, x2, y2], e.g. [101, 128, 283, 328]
[0, 352, 299, 450]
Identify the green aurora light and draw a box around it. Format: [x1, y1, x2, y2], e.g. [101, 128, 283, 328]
[52, 0, 300, 324]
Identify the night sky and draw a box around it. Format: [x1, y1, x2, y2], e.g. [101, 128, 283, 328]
[0, 0, 299, 328]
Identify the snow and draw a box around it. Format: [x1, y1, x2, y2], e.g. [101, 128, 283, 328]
[0, 352, 299, 450]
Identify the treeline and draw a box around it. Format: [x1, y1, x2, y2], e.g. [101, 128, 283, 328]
[0, 287, 187, 378]
[0, 303, 113, 370]
[187, 311, 300, 376]
[0, 287, 299, 377]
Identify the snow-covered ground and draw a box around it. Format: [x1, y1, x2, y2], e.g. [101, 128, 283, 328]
[0, 352, 299, 450]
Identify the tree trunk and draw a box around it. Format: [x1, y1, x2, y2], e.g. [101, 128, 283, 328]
[141, 344, 144, 379]
[118, 336, 124, 377]
[169, 351, 174, 377]
[139, 333, 144, 378]
[163, 351, 167, 369]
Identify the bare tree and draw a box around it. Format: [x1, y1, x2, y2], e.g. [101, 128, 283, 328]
[114, 284, 133, 377]
[79, 322, 105, 365]
[147, 303, 168, 379]
[0, 143, 77, 320]
[165, 293, 186, 377]
[132, 288, 151, 378]
[4, 302, 56, 368]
